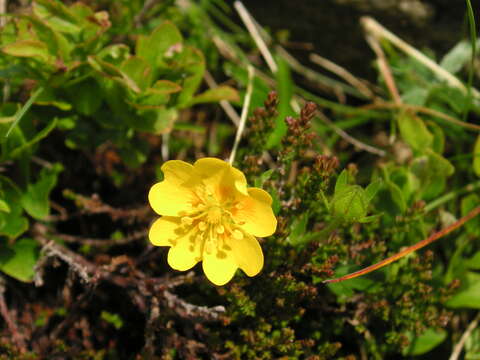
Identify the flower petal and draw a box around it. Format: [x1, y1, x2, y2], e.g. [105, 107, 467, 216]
[167, 229, 201, 271]
[231, 233, 264, 277]
[149, 216, 182, 246]
[234, 188, 277, 237]
[202, 248, 238, 286]
[193, 158, 248, 198]
[148, 160, 198, 216]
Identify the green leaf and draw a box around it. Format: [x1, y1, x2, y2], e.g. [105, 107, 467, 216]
[36, 87, 72, 111]
[364, 179, 382, 203]
[401, 87, 429, 106]
[121, 56, 153, 92]
[466, 252, 480, 270]
[2, 40, 51, 63]
[174, 46, 206, 108]
[288, 212, 309, 245]
[0, 238, 39, 282]
[440, 40, 480, 74]
[66, 80, 102, 116]
[462, 194, 480, 236]
[131, 108, 178, 134]
[0, 200, 10, 213]
[101, 311, 124, 329]
[426, 149, 455, 177]
[396, 112, 433, 152]
[20, 164, 62, 220]
[33, 0, 82, 34]
[132, 80, 182, 108]
[0, 178, 28, 238]
[334, 170, 349, 194]
[447, 272, 480, 309]
[187, 86, 239, 106]
[22, 14, 72, 60]
[331, 185, 368, 223]
[428, 121, 445, 154]
[136, 21, 183, 69]
[267, 56, 295, 148]
[376, 181, 407, 216]
[402, 329, 447, 356]
[9, 118, 58, 158]
[474, 134, 480, 177]
[254, 169, 274, 188]
[88, 56, 141, 93]
[325, 265, 380, 299]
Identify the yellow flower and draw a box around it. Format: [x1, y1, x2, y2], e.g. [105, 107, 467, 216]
[148, 158, 277, 286]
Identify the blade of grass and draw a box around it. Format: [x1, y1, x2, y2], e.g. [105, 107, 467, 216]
[462, 0, 476, 121]
[6, 86, 44, 138]
[229, 65, 254, 165]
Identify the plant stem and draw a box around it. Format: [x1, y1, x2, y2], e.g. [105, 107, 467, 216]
[324, 206, 480, 284]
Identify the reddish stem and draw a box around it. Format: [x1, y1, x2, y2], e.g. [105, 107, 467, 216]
[324, 206, 480, 284]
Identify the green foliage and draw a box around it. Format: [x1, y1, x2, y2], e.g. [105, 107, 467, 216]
[0, 0, 479, 359]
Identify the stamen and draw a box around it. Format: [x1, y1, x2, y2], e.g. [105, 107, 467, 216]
[216, 225, 225, 234]
[181, 216, 193, 226]
[199, 221, 207, 231]
[233, 229, 243, 240]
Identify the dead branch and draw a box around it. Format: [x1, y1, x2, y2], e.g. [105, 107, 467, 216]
[0, 276, 27, 353]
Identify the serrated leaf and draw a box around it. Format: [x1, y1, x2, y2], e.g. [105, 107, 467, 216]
[20, 164, 62, 220]
[396, 112, 433, 152]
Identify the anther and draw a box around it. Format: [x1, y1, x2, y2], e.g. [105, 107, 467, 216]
[216, 225, 225, 234]
[233, 229, 243, 240]
[181, 216, 193, 225]
[199, 221, 207, 231]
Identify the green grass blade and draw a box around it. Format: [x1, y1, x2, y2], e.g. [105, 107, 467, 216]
[5, 86, 44, 138]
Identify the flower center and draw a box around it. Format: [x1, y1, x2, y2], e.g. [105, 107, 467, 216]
[206, 206, 222, 224]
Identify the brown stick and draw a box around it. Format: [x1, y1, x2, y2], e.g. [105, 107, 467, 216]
[0, 277, 27, 353]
